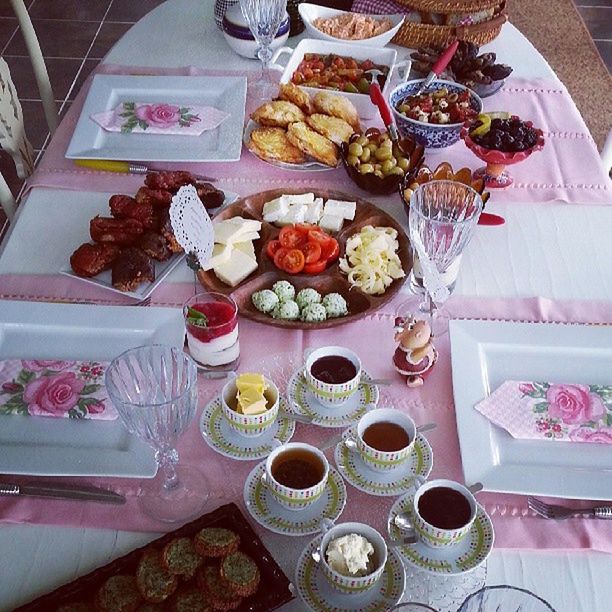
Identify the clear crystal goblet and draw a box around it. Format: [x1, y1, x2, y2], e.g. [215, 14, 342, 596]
[105, 345, 208, 523]
[240, 0, 287, 100]
[397, 180, 483, 336]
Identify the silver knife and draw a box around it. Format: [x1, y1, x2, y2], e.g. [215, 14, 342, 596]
[0, 482, 126, 505]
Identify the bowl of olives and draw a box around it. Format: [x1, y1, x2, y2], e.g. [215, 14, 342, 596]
[340, 128, 425, 195]
[461, 113, 545, 188]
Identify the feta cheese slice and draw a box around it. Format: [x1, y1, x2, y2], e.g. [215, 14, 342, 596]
[223, 217, 262, 232]
[201, 242, 232, 271]
[213, 248, 258, 287]
[277, 204, 306, 226]
[234, 240, 256, 260]
[263, 197, 289, 223]
[318, 213, 344, 233]
[284, 192, 315, 206]
[304, 198, 323, 224]
[324, 199, 356, 221]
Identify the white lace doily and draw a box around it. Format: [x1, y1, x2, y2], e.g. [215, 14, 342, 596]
[169, 185, 214, 268]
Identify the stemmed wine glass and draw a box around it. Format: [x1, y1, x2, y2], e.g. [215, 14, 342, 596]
[105, 345, 209, 523]
[240, 0, 287, 100]
[397, 180, 483, 336]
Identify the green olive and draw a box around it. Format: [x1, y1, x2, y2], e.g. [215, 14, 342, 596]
[374, 170, 384, 178]
[396, 157, 410, 171]
[448, 93, 458, 103]
[348, 142, 363, 157]
[399, 104, 410, 115]
[374, 147, 392, 161]
[381, 159, 397, 174]
[389, 166, 405, 176]
[366, 142, 378, 153]
[392, 144, 403, 159]
[356, 135, 368, 146]
[359, 163, 374, 174]
[359, 148, 371, 163]
[432, 88, 448, 99]
[347, 154, 360, 167]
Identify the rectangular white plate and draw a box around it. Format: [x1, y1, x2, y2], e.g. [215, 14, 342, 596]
[0, 300, 185, 477]
[450, 319, 612, 501]
[66, 75, 247, 162]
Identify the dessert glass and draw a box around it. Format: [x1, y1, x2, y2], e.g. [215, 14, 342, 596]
[183, 292, 239, 377]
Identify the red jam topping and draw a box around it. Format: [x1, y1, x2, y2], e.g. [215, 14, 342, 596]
[186, 301, 236, 343]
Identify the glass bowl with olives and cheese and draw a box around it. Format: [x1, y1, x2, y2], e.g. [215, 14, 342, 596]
[340, 127, 425, 195]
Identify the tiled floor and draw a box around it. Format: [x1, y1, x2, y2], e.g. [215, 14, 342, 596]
[0, 0, 610, 226]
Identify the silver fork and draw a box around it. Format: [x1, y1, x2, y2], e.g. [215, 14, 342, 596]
[527, 496, 612, 520]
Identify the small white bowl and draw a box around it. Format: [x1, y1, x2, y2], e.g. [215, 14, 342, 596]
[298, 3, 404, 47]
[222, 4, 290, 60]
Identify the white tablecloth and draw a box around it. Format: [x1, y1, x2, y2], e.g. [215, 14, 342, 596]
[0, 1, 610, 610]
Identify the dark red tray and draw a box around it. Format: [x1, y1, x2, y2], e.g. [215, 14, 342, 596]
[16, 503, 293, 611]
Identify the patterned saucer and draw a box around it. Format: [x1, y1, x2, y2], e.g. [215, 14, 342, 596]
[295, 534, 406, 612]
[334, 430, 433, 497]
[243, 461, 347, 536]
[388, 493, 494, 575]
[287, 369, 379, 428]
[199, 396, 295, 461]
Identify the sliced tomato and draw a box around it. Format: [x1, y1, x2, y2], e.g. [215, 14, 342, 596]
[282, 249, 305, 274]
[295, 223, 319, 235]
[273, 247, 289, 269]
[302, 241, 322, 264]
[279, 226, 307, 249]
[303, 259, 327, 275]
[320, 238, 340, 262]
[266, 239, 282, 259]
[307, 229, 332, 245]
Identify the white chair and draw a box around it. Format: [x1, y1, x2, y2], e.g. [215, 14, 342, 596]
[0, 0, 58, 222]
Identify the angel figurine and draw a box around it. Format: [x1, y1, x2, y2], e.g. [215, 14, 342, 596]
[392, 316, 438, 387]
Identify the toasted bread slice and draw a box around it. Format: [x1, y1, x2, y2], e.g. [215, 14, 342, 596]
[251, 100, 305, 128]
[57, 603, 91, 612]
[170, 585, 210, 612]
[193, 528, 240, 558]
[136, 550, 178, 604]
[162, 537, 203, 580]
[287, 122, 339, 167]
[277, 83, 313, 114]
[220, 551, 260, 598]
[197, 566, 242, 611]
[248, 127, 306, 165]
[95, 575, 142, 612]
[306, 113, 355, 145]
[313, 91, 361, 132]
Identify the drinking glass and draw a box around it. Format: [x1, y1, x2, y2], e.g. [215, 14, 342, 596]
[397, 180, 483, 336]
[240, 0, 287, 100]
[105, 345, 208, 523]
[458, 585, 556, 612]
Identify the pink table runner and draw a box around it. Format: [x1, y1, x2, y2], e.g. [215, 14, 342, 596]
[0, 285, 611, 554]
[25, 65, 611, 206]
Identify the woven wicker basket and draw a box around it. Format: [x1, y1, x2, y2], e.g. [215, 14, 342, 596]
[392, 0, 507, 49]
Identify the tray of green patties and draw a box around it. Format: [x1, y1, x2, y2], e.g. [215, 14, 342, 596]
[17, 503, 293, 612]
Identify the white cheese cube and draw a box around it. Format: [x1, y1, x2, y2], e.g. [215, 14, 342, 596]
[234, 240, 256, 260]
[215, 228, 260, 245]
[318, 213, 344, 233]
[201, 243, 232, 271]
[323, 199, 356, 221]
[284, 192, 315, 206]
[304, 198, 323, 224]
[223, 217, 261, 232]
[277, 204, 306, 226]
[213, 249, 258, 287]
[213, 218, 261, 244]
[262, 197, 289, 223]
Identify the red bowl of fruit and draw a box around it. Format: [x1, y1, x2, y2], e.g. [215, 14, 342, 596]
[461, 112, 545, 188]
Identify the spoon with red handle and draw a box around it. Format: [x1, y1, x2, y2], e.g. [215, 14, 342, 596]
[479, 211, 505, 225]
[416, 39, 459, 95]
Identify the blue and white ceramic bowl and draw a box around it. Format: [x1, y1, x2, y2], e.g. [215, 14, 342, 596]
[222, 4, 290, 59]
[389, 79, 483, 149]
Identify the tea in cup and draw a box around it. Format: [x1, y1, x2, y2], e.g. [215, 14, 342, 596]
[315, 522, 387, 594]
[305, 346, 362, 407]
[412, 478, 477, 548]
[263, 442, 329, 511]
[347, 408, 416, 472]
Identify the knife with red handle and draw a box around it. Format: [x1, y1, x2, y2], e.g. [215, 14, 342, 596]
[416, 40, 459, 95]
[369, 78, 399, 143]
[479, 212, 505, 226]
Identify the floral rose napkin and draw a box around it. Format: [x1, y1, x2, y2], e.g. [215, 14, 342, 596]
[90, 102, 229, 135]
[475, 381, 612, 444]
[0, 359, 117, 420]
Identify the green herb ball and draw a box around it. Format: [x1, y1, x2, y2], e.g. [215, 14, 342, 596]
[322, 293, 348, 318]
[300, 303, 327, 323]
[296, 287, 322, 310]
[251, 289, 279, 314]
[272, 299, 300, 320]
[272, 280, 295, 302]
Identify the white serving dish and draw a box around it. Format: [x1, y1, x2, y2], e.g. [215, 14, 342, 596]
[66, 75, 247, 162]
[0, 300, 185, 477]
[222, 4, 289, 59]
[270, 38, 411, 120]
[298, 3, 405, 47]
[450, 319, 612, 501]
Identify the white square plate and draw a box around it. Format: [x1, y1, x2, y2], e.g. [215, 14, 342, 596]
[66, 75, 247, 162]
[450, 319, 612, 501]
[0, 300, 185, 477]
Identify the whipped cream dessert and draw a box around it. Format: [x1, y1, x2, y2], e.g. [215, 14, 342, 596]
[185, 300, 239, 367]
[325, 533, 375, 577]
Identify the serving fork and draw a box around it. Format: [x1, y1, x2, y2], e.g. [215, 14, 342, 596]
[527, 496, 612, 520]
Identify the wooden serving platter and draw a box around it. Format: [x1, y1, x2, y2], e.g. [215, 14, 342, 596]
[197, 188, 412, 329]
[16, 503, 293, 612]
